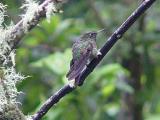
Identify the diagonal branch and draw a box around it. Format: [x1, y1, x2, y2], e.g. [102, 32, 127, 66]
[32, 0, 156, 120]
[32, 85, 75, 120]
[77, 0, 156, 86]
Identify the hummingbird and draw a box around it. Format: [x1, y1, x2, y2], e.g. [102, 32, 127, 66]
[66, 30, 104, 87]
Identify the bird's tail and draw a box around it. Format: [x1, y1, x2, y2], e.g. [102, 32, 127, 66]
[66, 58, 87, 80]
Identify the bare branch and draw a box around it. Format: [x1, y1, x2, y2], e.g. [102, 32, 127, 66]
[32, 0, 156, 119]
[77, 0, 156, 86]
[32, 85, 75, 120]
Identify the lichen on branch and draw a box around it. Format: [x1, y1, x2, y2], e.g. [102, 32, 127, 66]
[0, 0, 64, 119]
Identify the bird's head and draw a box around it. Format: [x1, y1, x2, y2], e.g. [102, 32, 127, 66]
[81, 31, 97, 41]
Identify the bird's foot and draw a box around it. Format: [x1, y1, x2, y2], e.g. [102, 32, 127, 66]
[97, 50, 102, 56]
[68, 79, 77, 88]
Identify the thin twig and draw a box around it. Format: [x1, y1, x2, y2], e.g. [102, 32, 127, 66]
[32, 0, 156, 119]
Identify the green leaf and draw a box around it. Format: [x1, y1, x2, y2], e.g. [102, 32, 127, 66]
[116, 80, 134, 93]
[145, 114, 160, 120]
[92, 63, 128, 81]
[101, 84, 115, 97]
[30, 49, 72, 75]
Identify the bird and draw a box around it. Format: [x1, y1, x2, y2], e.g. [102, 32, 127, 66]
[66, 31, 103, 87]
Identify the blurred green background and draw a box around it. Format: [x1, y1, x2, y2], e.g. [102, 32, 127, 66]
[1, 0, 160, 120]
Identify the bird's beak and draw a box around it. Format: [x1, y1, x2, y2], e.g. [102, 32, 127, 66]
[97, 28, 106, 33]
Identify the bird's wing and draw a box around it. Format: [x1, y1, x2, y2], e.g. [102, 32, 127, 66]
[66, 44, 92, 80]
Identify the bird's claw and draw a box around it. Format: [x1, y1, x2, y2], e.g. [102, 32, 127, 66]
[97, 50, 102, 56]
[68, 79, 76, 88]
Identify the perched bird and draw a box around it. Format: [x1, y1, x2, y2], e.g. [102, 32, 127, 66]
[66, 31, 102, 87]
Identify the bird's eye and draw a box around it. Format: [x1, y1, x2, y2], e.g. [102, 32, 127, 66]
[89, 33, 93, 37]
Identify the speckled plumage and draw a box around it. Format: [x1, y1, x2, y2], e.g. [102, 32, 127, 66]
[66, 31, 100, 84]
